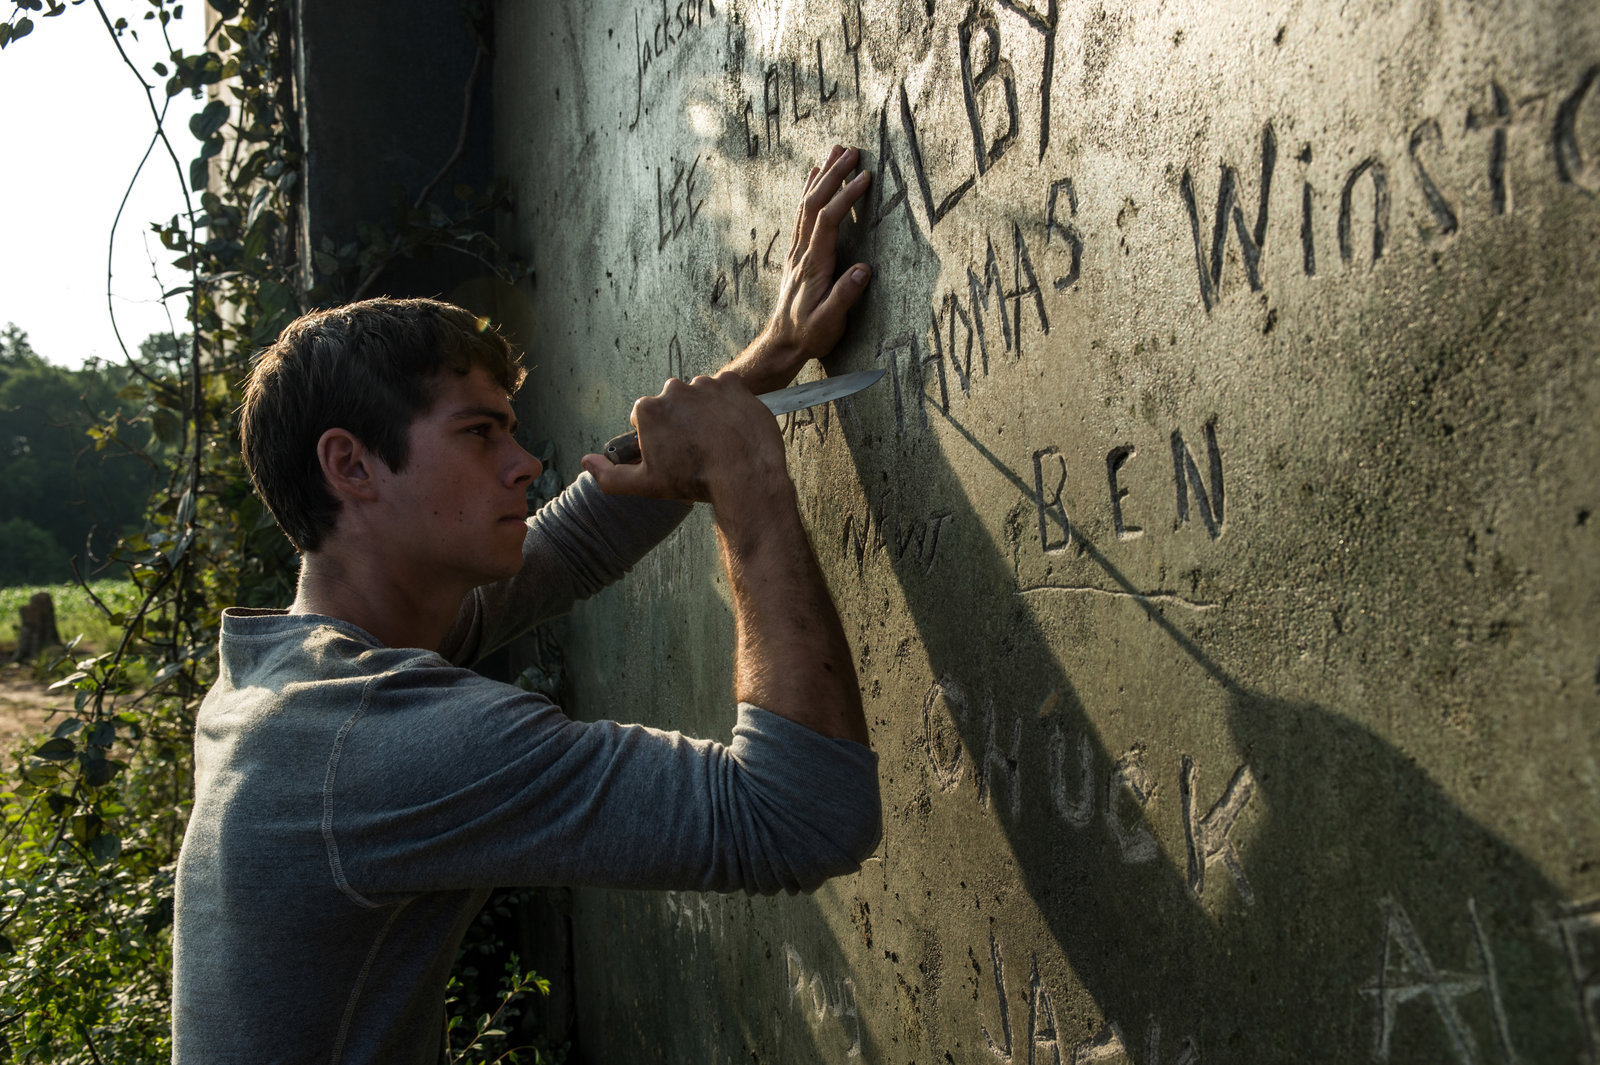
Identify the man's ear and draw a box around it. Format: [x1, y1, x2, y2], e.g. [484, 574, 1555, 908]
[316, 428, 383, 503]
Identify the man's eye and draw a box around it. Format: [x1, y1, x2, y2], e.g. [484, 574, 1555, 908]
[468, 424, 492, 437]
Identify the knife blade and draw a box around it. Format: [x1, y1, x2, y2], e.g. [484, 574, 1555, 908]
[602, 368, 886, 465]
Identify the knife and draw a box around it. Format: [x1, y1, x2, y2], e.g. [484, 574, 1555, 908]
[602, 368, 886, 464]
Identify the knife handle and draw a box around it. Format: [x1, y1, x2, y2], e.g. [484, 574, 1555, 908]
[603, 430, 642, 465]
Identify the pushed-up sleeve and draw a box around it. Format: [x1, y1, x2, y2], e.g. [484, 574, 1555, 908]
[326, 673, 881, 901]
[439, 473, 691, 666]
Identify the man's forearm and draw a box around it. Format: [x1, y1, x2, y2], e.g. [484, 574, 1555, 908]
[716, 485, 868, 746]
[580, 143, 877, 741]
[720, 330, 801, 397]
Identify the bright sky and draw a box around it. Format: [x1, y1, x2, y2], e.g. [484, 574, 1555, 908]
[0, 5, 205, 370]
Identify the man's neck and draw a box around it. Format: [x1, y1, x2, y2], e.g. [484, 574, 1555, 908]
[290, 548, 467, 652]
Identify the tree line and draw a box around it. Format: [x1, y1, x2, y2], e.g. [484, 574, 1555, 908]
[0, 323, 170, 586]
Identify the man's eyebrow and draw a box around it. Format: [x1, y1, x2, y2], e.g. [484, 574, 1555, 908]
[449, 406, 518, 432]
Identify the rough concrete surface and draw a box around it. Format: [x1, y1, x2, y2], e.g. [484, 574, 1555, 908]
[489, 0, 1600, 1060]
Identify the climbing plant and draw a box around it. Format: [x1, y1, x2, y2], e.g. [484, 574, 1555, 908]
[0, 1, 534, 1059]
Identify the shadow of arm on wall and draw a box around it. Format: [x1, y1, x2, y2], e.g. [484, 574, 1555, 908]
[835, 398, 1582, 1061]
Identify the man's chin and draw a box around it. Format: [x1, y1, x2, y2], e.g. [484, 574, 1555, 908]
[473, 553, 526, 588]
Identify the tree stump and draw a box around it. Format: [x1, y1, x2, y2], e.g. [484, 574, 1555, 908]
[13, 592, 61, 663]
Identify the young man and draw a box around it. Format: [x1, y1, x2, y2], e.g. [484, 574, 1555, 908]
[172, 147, 879, 1063]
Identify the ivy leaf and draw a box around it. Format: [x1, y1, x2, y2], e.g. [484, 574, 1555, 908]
[196, 50, 224, 84]
[153, 61, 169, 76]
[90, 833, 122, 864]
[149, 661, 185, 688]
[246, 184, 272, 229]
[80, 752, 122, 788]
[189, 99, 229, 140]
[10, 17, 34, 42]
[240, 223, 267, 263]
[32, 738, 76, 761]
[165, 528, 195, 568]
[257, 280, 291, 318]
[210, 0, 240, 17]
[189, 156, 210, 192]
[48, 670, 89, 691]
[151, 407, 181, 445]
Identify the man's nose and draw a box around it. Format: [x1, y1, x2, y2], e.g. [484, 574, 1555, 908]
[510, 443, 542, 486]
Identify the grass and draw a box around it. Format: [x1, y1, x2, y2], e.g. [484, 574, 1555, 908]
[0, 579, 143, 654]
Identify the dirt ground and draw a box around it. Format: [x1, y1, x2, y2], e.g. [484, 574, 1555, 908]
[0, 662, 73, 756]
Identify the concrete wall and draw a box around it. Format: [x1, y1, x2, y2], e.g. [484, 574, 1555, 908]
[490, 1, 1600, 1060]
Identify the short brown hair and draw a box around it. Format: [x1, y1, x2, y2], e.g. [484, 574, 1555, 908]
[240, 297, 526, 552]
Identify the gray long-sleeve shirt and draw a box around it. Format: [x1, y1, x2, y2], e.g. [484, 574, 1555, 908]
[171, 475, 881, 1064]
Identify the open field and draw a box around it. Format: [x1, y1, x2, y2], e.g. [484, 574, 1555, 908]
[0, 580, 141, 652]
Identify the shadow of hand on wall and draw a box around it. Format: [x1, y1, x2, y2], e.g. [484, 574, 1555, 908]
[837, 402, 1585, 1063]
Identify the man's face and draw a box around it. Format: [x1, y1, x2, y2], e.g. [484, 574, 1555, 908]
[370, 365, 542, 589]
